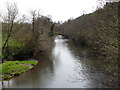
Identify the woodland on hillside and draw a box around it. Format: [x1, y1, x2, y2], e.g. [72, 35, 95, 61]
[60, 2, 119, 77]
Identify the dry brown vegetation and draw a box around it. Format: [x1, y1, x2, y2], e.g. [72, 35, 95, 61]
[61, 2, 118, 61]
[60, 2, 119, 77]
[2, 3, 54, 61]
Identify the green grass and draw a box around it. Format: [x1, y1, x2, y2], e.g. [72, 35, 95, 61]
[0, 61, 38, 80]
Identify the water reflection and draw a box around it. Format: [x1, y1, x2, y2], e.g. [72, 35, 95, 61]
[49, 36, 90, 88]
[3, 56, 54, 88]
[2, 35, 117, 88]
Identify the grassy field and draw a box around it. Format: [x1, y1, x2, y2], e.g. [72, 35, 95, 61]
[0, 61, 38, 80]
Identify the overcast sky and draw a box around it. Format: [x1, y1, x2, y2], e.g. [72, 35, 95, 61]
[0, 0, 119, 22]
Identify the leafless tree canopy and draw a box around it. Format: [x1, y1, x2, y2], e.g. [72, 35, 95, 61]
[2, 2, 18, 54]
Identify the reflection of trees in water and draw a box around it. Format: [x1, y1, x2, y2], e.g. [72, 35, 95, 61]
[67, 41, 88, 60]
[28, 59, 54, 87]
[2, 80, 10, 88]
[3, 56, 54, 88]
[67, 41, 111, 72]
[66, 40, 118, 88]
[2, 81, 4, 88]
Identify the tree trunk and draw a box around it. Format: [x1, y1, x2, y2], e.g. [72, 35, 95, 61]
[2, 21, 14, 53]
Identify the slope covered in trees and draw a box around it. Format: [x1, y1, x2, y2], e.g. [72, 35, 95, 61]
[61, 2, 118, 76]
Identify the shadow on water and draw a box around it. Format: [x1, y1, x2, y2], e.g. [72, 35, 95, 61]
[67, 40, 118, 88]
[2, 55, 54, 88]
[1, 35, 118, 88]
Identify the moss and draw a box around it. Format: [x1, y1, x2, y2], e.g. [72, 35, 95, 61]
[0, 61, 38, 80]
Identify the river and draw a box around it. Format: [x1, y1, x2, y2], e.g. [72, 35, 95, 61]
[1, 35, 118, 88]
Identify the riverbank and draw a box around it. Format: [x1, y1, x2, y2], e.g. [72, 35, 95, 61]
[0, 61, 38, 80]
[61, 2, 118, 61]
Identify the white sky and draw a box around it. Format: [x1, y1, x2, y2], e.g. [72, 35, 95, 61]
[0, 0, 119, 22]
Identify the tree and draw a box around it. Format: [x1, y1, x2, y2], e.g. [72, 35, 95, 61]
[2, 2, 18, 56]
[30, 10, 45, 38]
[0, 22, 2, 57]
[30, 10, 36, 36]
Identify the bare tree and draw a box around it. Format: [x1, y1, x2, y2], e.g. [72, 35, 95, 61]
[30, 10, 36, 36]
[31, 10, 40, 37]
[0, 22, 2, 58]
[2, 2, 18, 54]
[30, 10, 44, 37]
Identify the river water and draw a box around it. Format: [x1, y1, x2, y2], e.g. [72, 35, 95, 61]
[1, 35, 118, 88]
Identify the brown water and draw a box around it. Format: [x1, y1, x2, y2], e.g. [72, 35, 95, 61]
[1, 35, 118, 88]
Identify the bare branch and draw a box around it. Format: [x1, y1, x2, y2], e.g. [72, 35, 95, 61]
[2, 2, 18, 54]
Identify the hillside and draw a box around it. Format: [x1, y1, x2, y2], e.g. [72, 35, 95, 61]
[61, 2, 119, 77]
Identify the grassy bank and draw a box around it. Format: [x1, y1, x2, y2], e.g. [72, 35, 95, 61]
[0, 61, 38, 80]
